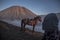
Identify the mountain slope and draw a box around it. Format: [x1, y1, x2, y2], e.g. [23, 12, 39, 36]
[0, 6, 37, 20]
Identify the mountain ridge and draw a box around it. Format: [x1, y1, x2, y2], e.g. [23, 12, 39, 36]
[0, 6, 37, 20]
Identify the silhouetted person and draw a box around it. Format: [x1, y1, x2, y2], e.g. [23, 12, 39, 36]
[42, 13, 59, 40]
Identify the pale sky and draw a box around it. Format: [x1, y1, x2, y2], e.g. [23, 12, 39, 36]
[0, 0, 60, 15]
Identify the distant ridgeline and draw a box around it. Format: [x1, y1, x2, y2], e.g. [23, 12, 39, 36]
[41, 13, 60, 21]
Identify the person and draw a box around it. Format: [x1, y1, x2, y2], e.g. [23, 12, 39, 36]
[42, 13, 59, 40]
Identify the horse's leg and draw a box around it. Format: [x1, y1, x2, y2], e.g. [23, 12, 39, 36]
[23, 24, 26, 32]
[32, 25, 35, 33]
[24, 24, 26, 32]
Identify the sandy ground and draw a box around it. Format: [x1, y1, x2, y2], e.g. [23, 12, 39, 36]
[0, 21, 43, 40]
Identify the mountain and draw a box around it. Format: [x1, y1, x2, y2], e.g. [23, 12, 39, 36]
[0, 6, 37, 20]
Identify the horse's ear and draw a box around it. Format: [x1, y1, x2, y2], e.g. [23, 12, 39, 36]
[40, 16, 41, 18]
[37, 16, 41, 18]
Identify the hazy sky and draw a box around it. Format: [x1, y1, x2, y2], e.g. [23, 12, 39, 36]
[0, 0, 60, 15]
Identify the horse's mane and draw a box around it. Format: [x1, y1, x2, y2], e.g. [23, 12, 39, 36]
[34, 16, 41, 20]
[21, 16, 41, 22]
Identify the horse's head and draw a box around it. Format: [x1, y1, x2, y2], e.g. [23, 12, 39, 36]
[34, 16, 42, 22]
[37, 16, 42, 22]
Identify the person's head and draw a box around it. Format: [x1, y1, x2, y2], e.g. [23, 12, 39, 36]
[42, 13, 59, 30]
[46, 13, 57, 18]
[46, 13, 58, 21]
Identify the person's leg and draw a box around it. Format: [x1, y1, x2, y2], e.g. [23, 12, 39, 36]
[49, 30, 59, 40]
[42, 31, 48, 40]
[55, 30, 59, 40]
[42, 33, 46, 40]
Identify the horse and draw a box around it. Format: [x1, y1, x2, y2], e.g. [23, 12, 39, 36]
[20, 16, 42, 32]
